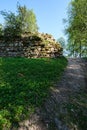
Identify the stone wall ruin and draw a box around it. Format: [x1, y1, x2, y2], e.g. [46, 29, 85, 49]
[0, 33, 63, 58]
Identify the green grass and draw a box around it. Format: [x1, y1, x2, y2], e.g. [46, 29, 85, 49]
[82, 57, 87, 61]
[62, 91, 87, 130]
[0, 57, 67, 129]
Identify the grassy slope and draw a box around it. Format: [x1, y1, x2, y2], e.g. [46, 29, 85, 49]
[64, 91, 87, 130]
[0, 57, 67, 129]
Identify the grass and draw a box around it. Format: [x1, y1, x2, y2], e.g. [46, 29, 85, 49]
[82, 57, 87, 61]
[0, 57, 67, 129]
[61, 90, 87, 130]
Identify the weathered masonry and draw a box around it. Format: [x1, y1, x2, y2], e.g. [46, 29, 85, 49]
[0, 33, 63, 58]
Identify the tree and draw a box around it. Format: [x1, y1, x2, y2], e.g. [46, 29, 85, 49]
[17, 5, 39, 33]
[1, 11, 22, 38]
[0, 4, 39, 38]
[0, 23, 3, 36]
[57, 37, 66, 55]
[65, 0, 87, 57]
[57, 37, 66, 48]
[66, 39, 79, 57]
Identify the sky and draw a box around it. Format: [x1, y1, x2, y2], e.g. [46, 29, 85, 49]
[0, 0, 71, 40]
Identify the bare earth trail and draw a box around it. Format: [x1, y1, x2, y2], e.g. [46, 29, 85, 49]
[42, 58, 87, 130]
[12, 58, 87, 130]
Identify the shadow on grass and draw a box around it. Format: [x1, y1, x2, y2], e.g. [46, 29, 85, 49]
[64, 91, 87, 130]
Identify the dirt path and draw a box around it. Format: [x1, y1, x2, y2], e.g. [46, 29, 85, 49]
[12, 58, 87, 130]
[42, 58, 87, 130]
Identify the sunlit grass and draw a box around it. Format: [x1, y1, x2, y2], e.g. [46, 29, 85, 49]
[0, 57, 67, 129]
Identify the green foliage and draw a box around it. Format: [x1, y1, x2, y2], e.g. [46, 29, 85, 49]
[65, 0, 87, 57]
[0, 24, 3, 36]
[0, 57, 67, 129]
[0, 11, 22, 39]
[57, 37, 66, 48]
[64, 91, 87, 130]
[17, 5, 39, 33]
[0, 4, 38, 39]
[57, 37, 66, 55]
[1, 11, 22, 39]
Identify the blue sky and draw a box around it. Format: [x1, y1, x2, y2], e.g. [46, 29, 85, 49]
[0, 0, 71, 40]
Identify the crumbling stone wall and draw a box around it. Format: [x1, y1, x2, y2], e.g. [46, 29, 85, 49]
[0, 33, 63, 58]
